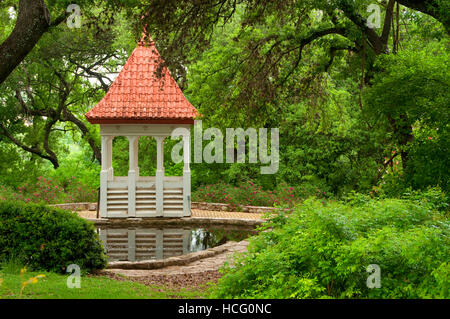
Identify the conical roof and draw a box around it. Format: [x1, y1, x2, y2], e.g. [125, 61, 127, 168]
[85, 39, 198, 124]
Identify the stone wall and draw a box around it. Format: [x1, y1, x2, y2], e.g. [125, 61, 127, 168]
[52, 202, 97, 211]
[191, 202, 280, 214]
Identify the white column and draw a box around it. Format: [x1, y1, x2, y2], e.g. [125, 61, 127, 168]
[107, 136, 114, 180]
[100, 135, 109, 218]
[155, 136, 165, 217]
[127, 136, 138, 217]
[183, 132, 191, 217]
[134, 137, 139, 178]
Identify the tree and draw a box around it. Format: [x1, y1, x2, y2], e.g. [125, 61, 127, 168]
[364, 42, 449, 190]
[0, 0, 128, 85]
[0, 0, 73, 85]
[0, 4, 135, 168]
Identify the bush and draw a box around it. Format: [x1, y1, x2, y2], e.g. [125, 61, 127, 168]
[0, 201, 107, 273]
[3, 176, 97, 205]
[211, 197, 449, 298]
[192, 181, 300, 210]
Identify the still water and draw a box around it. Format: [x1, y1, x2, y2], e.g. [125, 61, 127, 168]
[97, 226, 256, 262]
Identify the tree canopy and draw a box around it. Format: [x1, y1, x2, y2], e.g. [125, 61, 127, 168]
[0, 0, 448, 195]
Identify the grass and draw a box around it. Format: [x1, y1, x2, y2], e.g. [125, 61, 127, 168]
[0, 260, 208, 299]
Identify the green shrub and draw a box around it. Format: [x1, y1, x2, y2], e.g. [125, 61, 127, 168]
[2, 176, 97, 205]
[212, 197, 449, 298]
[400, 186, 449, 213]
[192, 181, 300, 210]
[0, 201, 107, 274]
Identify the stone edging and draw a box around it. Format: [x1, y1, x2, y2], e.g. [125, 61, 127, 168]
[51, 201, 280, 214]
[52, 202, 97, 211]
[106, 240, 247, 270]
[191, 202, 279, 213]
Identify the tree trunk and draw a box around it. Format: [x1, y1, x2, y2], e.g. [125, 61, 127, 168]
[0, 0, 50, 85]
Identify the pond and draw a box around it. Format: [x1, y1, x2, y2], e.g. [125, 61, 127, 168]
[96, 226, 257, 262]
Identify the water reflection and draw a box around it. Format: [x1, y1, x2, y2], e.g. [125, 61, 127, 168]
[97, 226, 255, 262]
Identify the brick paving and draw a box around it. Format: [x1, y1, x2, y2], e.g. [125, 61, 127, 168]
[191, 209, 264, 220]
[76, 209, 265, 220]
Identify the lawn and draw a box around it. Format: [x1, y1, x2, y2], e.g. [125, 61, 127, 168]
[0, 270, 208, 299]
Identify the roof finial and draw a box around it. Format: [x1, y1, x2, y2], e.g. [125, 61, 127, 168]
[138, 14, 154, 47]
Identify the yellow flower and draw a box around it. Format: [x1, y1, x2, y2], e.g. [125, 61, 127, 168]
[20, 267, 27, 276]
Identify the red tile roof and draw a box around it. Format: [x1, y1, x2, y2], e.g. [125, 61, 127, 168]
[85, 40, 198, 124]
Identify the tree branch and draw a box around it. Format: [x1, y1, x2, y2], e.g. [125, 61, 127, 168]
[337, 0, 388, 54]
[0, 122, 59, 168]
[0, 0, 51, 85]
[396, 0, 449, 32]
[61, 109, 102, 164]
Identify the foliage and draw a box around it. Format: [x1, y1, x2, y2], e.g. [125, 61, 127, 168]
[1, 1, 448, 201]
[0, 176, 97, 204]
[192, 181, 301, 210]
[364, 42, 450, 192]
[0, 201, 107, 273]
[0, 0, 448, 301]
[372, 185, 449, 213]
[0, 1, 135, 169]
[211, 197, 449, 298]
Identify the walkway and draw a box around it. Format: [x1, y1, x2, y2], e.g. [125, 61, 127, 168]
[99, 240, 249, 290]
[77, 209, 264, 220]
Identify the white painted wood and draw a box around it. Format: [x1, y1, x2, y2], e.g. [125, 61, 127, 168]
[107, 195, 128, 200]
[99, 124, 193, 219]
[163, 211, 186, 217]
[163, 176, 183, 182]
[100, 135, 109, 218]
[136, 176, 156, 182]
[107, 136, 114, 180]
[155, 136, 165, 217]
[136, 182, 156, 189]
[163, 188, 183, 193]
[100, 124, 191, 136]
[163, 181, 183, 188]
[100, 173, 108, 218]
[183, 133, 191, 217]
[106, 212, 128, 218]
[107, 182, 128, 189]
[127, 136, 138, 217]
